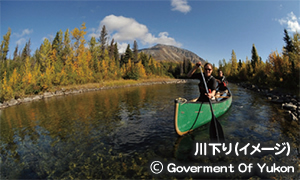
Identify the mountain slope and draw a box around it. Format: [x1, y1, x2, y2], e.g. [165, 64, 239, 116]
[139, 44, 205, 64]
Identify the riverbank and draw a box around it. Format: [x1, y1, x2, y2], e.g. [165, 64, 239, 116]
[0, 78, 190, 109]
[237, 82, 300, 123]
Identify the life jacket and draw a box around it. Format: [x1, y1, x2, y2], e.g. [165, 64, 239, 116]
[223, 76, 227, 87]
[219, 76, 226, 87]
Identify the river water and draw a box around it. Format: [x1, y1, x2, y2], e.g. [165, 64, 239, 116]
[0, 82, 299, 179]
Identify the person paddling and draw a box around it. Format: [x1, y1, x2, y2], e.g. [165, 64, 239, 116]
[187, 62, 216, 102]
[216, 69, 228, 91]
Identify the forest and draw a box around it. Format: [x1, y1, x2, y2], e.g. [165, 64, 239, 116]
[214, 29, 299, 95]
[0, 23, 181, 102]
[0, 22, 299, 102]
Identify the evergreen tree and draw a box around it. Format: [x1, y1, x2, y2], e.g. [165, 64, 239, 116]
[283, 29, 294, 56]
[238, 59, 242, 71]
[133, 40, 138, 63]
[33, 48, 40, 65]
[89, 36, 98, 72]
[251, 44, 259, 74]
[13, 45, 19, 61]
[218, 60, 223, 70]
[99, 25, 108, 59]
[246, 56, 253, 77]
[52, 30, 63, 58]
[21, 39, 31, 62]
[121, 44, 132, 67]
[114, 43, 119, 67]
[109, 38, 115, 60]
[52, 30, 64, 73]
[183, 58, 192, 74]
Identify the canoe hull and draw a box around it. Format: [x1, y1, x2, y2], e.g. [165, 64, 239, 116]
[174, 90, 232, 136]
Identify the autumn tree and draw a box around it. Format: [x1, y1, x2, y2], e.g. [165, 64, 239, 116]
[22, 56, 32, 84]
[237, 60, 248, 81]
[38, 38, 51, 73]
[8, 68, 21, 94]
[0, 71, 14, 101]
[71, 23, 87, 56]
[267, 51, 290, 84]
[71, 23, 93, 84]
[0, 28, 11, 62]
[61, 29, 71, 65]
[230, 50, 238, 77]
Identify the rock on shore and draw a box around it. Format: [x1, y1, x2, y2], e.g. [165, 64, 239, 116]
[238, 82, 300, 123]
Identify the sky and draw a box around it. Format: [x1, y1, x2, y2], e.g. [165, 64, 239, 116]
[1, 0, 300, 66]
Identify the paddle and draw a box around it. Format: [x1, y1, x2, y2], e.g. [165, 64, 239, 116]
[199, 66, 225, 142]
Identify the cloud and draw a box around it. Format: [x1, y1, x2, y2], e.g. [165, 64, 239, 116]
[87, 28, 98, 39]
[16, 38, 26, 46]
[100, 15, 149, 42]
[171, 0, 191, 13]
[41, 34, 54, 42]
[13, 29, 33, 38]
[277, 12, 300, 32]
[12, 29, 33, 47]
[118, 42, 129, 54]
[98, 15, 182, 53]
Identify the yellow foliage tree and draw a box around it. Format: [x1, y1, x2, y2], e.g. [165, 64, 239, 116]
[22, 57, 33, 87]
[9, 68, 21, 91]
[0, 71, 14, 101]
[136, 61, 146, 78]
[268, 51, 290, 82]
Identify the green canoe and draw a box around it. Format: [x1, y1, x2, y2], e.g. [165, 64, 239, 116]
[174, 88, 232, 136]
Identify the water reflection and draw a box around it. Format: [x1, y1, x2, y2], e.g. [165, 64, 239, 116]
[0, 82, 298, 179]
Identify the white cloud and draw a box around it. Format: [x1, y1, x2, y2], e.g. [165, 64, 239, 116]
[117, 42, 129, 54]
[171, 0, 191, 14]
[87, 28, 98, 39]
[16, 38, 26, 46]
[41, 34, 54, 42]
[143, 32, 180, 46]
[13, 29, 33, 38]
[277, 12, 300, 33]
[98, 15, 182, 53]
[100, 15, 148, 41]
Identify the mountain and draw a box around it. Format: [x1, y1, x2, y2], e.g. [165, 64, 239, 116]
[139, 44, 205, 64]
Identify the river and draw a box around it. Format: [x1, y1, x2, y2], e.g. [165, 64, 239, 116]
[0, 82, 299, 179]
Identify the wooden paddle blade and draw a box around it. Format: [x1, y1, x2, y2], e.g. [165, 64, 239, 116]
[209, 116, 225, 142]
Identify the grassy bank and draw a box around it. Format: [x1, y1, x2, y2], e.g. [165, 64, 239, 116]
[0, 77, 187, 109]
[47, 77, 176, 92]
